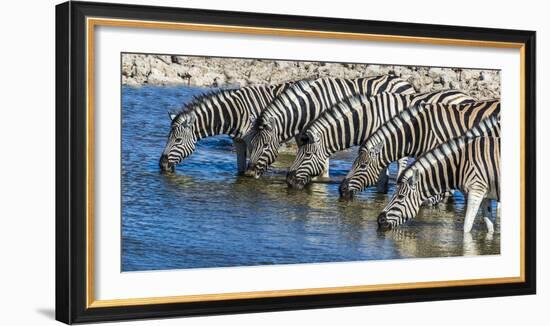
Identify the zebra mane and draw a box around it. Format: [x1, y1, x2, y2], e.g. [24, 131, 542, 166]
[360, 100, 424, 154]
[300, 94, 360, 136]
[265, 78, 316, 111]
[172, 87, 238, 125]
[327, 94, 370, 118]
[464, 112, 501, 138]
[340, 94, 367, 109]
[294, 77, 319, 87]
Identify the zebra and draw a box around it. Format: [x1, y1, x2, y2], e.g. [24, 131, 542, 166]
[377, 117, 501, 233]
[159, 83, 292, 173]
[339, 100, 500, 200]
[286, 90, 475, 190]
[244, 75, 416, 178]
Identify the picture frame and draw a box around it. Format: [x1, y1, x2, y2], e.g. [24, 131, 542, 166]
[56, 1, 536, 324]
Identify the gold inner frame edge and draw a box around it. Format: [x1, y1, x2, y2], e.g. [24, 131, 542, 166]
[85, 17, 527, 309]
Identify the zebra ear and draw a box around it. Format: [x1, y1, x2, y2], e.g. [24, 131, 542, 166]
[168, 112, 177, 121]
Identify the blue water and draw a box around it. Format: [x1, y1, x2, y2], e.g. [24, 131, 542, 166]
[121, 86, 500, 272]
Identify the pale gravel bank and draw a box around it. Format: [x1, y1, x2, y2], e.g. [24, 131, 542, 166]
[122, 54, 501, 100]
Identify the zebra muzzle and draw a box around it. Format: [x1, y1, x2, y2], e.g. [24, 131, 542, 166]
[286, 171, 306, 189]
[244, 163, 261, 178]
[338, 179, 355, 201]
[377, 213, 393, 231]
[159, 154, 175, 172]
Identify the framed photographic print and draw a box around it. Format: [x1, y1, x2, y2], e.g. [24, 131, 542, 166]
[56, 1, 536, 324]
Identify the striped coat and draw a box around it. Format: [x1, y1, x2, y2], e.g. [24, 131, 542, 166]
[340, 100, 500, 199]
[378, 117, 501, 232]
[159, 83, 291, 173]
[286, 90, 475, 189]
[245, 75, 415, 178]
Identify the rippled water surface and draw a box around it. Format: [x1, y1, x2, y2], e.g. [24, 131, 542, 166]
[121, 86, 500, 272]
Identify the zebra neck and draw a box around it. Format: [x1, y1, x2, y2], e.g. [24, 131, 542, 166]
[417, 177, 448, 203]
[274, 80, 361, 142]
[192, 102, 248, 140]
[276, 125, 294, 144]
[316, 127, 351, 157]
[377, 108, 431, 166]
[415, 158, 460, 202]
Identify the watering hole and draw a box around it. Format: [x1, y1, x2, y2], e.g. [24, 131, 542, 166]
[121, 86, 500, 272]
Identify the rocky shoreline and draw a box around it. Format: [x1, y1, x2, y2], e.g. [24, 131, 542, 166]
[122, 54, 501, 100]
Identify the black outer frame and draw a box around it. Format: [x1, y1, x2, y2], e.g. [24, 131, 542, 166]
[55, 1, 536, 324]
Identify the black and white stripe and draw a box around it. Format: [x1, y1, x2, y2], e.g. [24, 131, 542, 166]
[377, 116, 501, 233]
[286, 90, 475, 189]
[159, 83, 291, 173]
[245, 75, 415, 178]
[340, 100, 500, 199]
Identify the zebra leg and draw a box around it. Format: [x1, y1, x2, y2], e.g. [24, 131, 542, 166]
[233, 139, 247, 175]
[375, 168, 389, 193]
[462, 232, 479, 256]
[463, 190, 486, 233]
[321, 158, 330, 178]
[480, 199, 495, 234]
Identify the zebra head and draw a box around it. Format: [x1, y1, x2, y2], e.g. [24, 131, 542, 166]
[377, 168, 423, 230]
[245, 116, 279, 178]
[159, 112, 197, 172]
[286, 131, 326, 189]
[339, 142, 385, 200]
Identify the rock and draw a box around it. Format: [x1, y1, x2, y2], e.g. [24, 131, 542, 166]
[460, 69, 481, 81]
[393, 66, 413, 79]
[125, 77, 140, 87]
[120, 54, 500, 100]
[428, 67, 443, 80]
[154, 55, 172, 65]
[440, 68, 458, 88]
[134, 57, 150, 79]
